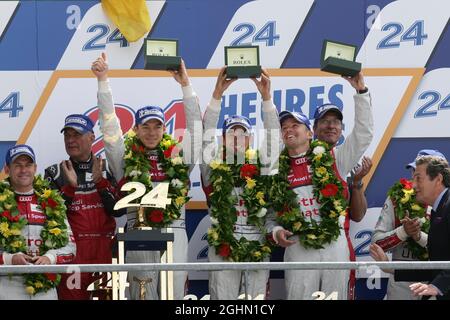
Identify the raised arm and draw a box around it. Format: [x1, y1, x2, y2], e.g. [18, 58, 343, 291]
[251, 69, 280, 175]
[169, 59, 202, 174]
[92, 52, 125, 181]
[200, 67, 237, 189]
[335, 72, 374, 178]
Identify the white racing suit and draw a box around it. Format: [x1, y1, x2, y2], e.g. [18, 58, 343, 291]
[201, 97, 280, 300]
[268, 91, 373, 300]
[0, 191, 76, 300]
[371, 197, 429, 300]
[96, 80, 201, 300]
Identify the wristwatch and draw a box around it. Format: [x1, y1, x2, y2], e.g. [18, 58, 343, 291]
[353, 180, 364, 190]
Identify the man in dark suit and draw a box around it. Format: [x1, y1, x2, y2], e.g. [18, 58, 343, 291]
[409, 155, 450, 299]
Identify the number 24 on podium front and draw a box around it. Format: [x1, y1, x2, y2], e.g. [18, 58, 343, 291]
[114, 182, 171, 210]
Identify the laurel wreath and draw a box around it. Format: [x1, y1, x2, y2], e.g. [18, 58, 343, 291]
[123, 130, 190, 227]
[387, 178, 429, 260]
[207, 148, 275, 262]
[270, 140, 348, 249]
[0, 176, 69, 295]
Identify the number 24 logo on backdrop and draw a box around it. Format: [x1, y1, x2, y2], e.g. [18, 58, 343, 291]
[231, 21, 280, 47]
[377, 20, 427, 49]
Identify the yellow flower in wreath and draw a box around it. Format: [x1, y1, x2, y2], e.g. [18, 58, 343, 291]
[320, 173, 330, 183]
[256, 192, 265, 205]
[126, 129, 136, 138]
[4, 203, 12, 210]
[0, 194, 6, 202]
[171, 156, 183, 165]
[210, 160, 221, 170]
[25, 286, 35, 295]
[207, 228, 219, 241]
[34, 281, 44, 289]
[49, 210, 61, 216]
[245, 148, 257, 161]
[49, 228, 62, 236]
[261, 246, 271, 253]
[293, 221, 302, 231]
[316, 166, 327, 176]
[161, 139, 173, 149]
[124, 151, 133, 159]
[47, 220, 59, 227]
[0, 222, 11, 237]
[218, 164, 231, 172]
[10, 228, 22, 236]
[411, 204, 422, 211]
[333, 200, 343, 213]
[339, 211, 347, 216]
[245, 177, 256, 190]
[252, 251, 262, 259]
[400, 193, 411, 204]
[42, 189, 52, 199]
[329, 211, 337, 218]
[175, 196, 186, 207]
[307, 234, 317, 240]
[403, 188, 414, 195]
[11, 240, 23, 248]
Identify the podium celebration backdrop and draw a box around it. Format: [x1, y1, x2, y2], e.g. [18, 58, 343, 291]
[0, 0, 449, 299]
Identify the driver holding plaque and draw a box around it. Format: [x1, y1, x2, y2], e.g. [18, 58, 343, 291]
[91, 53, 201, 300]
[267, 71, 374, 300]
[201, 66, 280, 300]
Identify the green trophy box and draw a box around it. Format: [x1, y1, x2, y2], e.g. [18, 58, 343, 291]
[320, 40, 361, 76]
[225, 45, 261, 78]
[144, 38, 181, 71]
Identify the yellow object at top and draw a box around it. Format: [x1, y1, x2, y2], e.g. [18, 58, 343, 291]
[101, 0, 151, 42]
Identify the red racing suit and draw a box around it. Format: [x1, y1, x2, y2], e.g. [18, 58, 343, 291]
[45, 156, 123, 299]
[0, 191, 76, 300]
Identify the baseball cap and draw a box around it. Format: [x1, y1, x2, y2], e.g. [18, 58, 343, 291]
[406, 149, 447, 170]
[5, 144, 36, 165]
[60, 114, 94, 134]
[222, 115, 252, 134]
[279, 110, 311, 131]
[135, 106, 165, 126]
[313, 103, 343, 121]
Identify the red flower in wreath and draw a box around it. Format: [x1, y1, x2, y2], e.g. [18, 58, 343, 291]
[45, 273, 57, 282]
[240, 164, 258, 179]
[47, 198, 58, 209]
[218, 243, 231, 257]
[400, 178, 413, 190]
[320, 183, 339, 197]
[277, 210, 286, 217]
[131, 144, 145, 154]
[163, 145, 175, 158]
[1, 210, 20, 222]
[148, 210, 164, 223]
